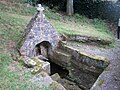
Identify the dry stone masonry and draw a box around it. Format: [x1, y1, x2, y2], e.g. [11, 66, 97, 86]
[20, 4, 66, 90]
[20, 4, 60, 58]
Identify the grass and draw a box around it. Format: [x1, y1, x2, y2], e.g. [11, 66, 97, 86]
[0, 53, 53, 90]
[98, 79, 104, 86]
[50, 14, 114, 41]
[0, 1, 53, 90]
[44, 8, 115, 41]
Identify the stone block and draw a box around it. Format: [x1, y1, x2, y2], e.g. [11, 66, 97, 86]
[51, 73, 61, 81]
[20, 56, 36, 67]
[31, 71, 53, 86]
[31, 57, 50, 74]
[50, 81, 66, 90]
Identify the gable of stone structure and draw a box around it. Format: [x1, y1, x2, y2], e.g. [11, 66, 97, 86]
[20, 10, 60, 57]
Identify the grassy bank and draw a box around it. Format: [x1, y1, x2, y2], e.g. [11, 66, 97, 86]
[0, 1, 52, 90]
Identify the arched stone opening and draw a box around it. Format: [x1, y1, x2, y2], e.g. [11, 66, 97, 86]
[35, 41, 52, 58]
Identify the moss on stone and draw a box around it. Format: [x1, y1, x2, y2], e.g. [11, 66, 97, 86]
[98, 79, 104, 86]
[104, 67, 112, 71]
[32, 58, 44, 66]
[50, 81, 59, 90]
[79, 52, 109, 63]
[64, 45, 109, 63]
[31, 65, 43, 74]
[19, 56, 37, 67]
[40, 71, 47, 77]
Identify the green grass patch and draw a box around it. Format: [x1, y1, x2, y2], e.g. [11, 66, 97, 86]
[0, 11, 31, 50]
[0, 3, 53, 89]
[52, 16, 114, 41]
[0, 53, 53, 90]
[0, 12, 30, 40]
[45, 9, 115, 41]
[0, 2, 36, 16]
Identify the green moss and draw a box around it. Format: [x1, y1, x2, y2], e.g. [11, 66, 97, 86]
[64, 45, 109, 63]
[104, 67, 112, 71]
[32, 57, 44, 66]
[80, 52, 109, 62]
[50, 81, 59, 90]
[98, 79, 104, 86]
[40, 71, 47, 77]
[31, 66, 43, 74]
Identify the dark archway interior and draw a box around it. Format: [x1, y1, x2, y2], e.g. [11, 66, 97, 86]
[50, 61, 69, 78]
[36, 41, 52, 58]
[35, 41, 69, 78]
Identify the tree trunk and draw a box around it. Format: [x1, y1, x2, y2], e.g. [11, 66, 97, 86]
[67, 0, 74, 15]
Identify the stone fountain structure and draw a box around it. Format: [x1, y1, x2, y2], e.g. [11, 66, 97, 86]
[20, 4, 60, 58]
[20, 4, 117, 90]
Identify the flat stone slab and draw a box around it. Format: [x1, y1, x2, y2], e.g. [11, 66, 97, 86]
[20, 56, 50, 74]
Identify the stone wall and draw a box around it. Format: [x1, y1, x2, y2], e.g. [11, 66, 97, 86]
[49, 42, 110, 89]
[20, 5, 61, 57]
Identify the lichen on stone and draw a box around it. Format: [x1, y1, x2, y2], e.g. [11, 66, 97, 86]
[32, 57, 44, 66]
[50, 81, 59, 90]
[19, 56, 37, 67]
[31, 65, 43, 74]
[98, 79, 104, 86]
[40, 71, 47, 77]
[104, 67, 112, 71]
[79, 51, 109, 63]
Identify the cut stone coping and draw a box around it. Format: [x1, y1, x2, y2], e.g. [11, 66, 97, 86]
[51, 73, 61, 81]
[55, 50, 71, 57]
[64, 45, 109, 63]
[79, 52, 109, 62]
[62, 45, 110, 69]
